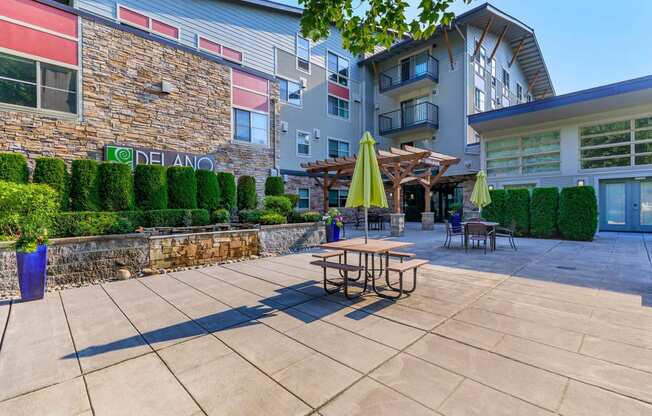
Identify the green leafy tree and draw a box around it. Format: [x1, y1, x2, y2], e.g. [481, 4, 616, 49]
[299, 0, 471, 54]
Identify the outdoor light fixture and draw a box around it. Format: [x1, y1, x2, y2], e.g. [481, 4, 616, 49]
[488, 184, 494, 190]
[577, 179, 585, 186]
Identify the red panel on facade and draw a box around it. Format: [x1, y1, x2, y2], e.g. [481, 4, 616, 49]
[0, 20, 77, 65]
[222, 46, 243, 63]
[0, 0, 77, 38]
[199, 37, 221, 55]
[151, 19, 179, 39]
[118, 6, 149, 29]
[328, 82, 350, 100]
[233, 69, 267, 94]
[233, 87, 268, 112]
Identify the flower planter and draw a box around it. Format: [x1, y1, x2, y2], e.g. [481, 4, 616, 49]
[16, 244, 48, 301]
[325, 222, 341, 242]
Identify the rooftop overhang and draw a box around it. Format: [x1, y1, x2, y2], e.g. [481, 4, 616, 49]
[468, 75, 652, 134]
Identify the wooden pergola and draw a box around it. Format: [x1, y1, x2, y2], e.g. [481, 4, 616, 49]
[301, 146, 460, 214]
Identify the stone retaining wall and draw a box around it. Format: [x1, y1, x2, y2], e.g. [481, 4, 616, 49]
[259, 222, 325, 254]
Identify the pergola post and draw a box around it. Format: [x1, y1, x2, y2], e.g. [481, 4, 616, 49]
[420, 179, 434, 230]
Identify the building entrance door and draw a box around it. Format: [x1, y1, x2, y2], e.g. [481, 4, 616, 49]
[600, 178, 652, 232]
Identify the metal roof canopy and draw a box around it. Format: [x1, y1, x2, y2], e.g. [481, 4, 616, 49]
[301, 146, 459, 213]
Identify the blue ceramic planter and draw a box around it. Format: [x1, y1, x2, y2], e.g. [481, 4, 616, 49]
[16, 244, 48, 301]
[326, 222, 341, 242]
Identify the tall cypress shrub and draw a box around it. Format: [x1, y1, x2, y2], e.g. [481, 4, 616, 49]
[0, 152, 29, 183]
[98, 163, 134, 211]
[530, 187, 559, 238]
[167, 166, 197, 209]
[264, 176, 284, 196]
[482, 189, 508, 226]
[237, 175, 257, 211]
[33, 157, 69, 210]
[506, 189, 530, 236]
[217, 172, 236, 211]
[196, 169, 221, 211]
[70, 159, 100, 211]
[558, 186, 598, 241]
[134, 165, 168, 210]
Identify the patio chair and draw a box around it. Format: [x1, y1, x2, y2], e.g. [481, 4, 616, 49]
[465, 222, 494, 254]
[494, 222, 517, 251]
[443, 220, 464, 248]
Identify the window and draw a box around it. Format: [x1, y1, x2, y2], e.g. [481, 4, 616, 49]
[328, 138, 350, 158]
[327, 52, 349, 86]
[298, 188, 310, 209]
[468, 132, 481, 146]
[328, 189, 348, 208]
[233, 108, 268, 145]
[516, 83, 523, 102]
[580, 117, 652, 168]
[501, 68, 510, 95]
[474, 88, 485, 112]
[474, 42, 486, 76]
[486, 131, 560, 177]
[296, 35, 310, 72]
[328, 95, 349, 119]
[296, 130, 311, 156]
[0, 52, 77, 114]
[279, 78, 302, 106]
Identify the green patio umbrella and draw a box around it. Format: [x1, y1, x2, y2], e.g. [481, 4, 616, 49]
[470, 170, 492, 217]
[346, 131, 388, 243]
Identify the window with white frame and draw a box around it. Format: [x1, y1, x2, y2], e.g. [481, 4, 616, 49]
[279, 78, 302, 106]
[0, 52, 77, 114]
[233, 108, 268, 145]
[327, 52, 349, 86]
[474, 88, 485, 112]
[474, 42, 486, 76]
[297, 188, 310, 209]
[501, 68, 510, 95]
[468, 132, 481, 146]
[328, 189, 348, 207]
[296, 130, 311, 156]
[328, 95, 349, 119]
[485, 130, 560, 177]
[328, 138, 350, 158]
[296, 35, 310, 72]
[580, 117, 652, 169]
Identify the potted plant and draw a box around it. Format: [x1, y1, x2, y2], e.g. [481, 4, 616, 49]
[448, 202, 463, 228]
[14, 221, 50, 301]
[323, 208, 344, 242]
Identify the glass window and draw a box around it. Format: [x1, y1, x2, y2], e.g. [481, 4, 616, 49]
[234, 108, 251, 142]
[297, 131, 310, 155]
[298, 188, 310, 209]
[474, 88, 485, 111]
[580, 117, 652, 169]
[279, 78, 301, 106]
[296, 35, 310, 72]
[233, 109, 267, 145]
[328, 139, 349, 158]
[328, 95, 349, 119]
[251, 112, 268, 145]
[516, 83, 523, 102]
[502, 68, 510, 95]
[474, 42, 486, 76]
[486, 131, 560, 177]
[328, 189, 348, 207]
[327, 52, 349, 86]
[41, 63, 77, 113]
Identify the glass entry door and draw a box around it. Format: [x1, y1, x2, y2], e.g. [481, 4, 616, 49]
[600, 179, 652, 232]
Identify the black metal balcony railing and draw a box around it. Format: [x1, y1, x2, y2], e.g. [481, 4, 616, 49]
[379, 102, 439, 135]
[379, 55, 439, 92]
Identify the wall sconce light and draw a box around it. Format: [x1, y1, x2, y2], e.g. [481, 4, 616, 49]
[488, 184, 494, 190]
[576, 179, 585, 186]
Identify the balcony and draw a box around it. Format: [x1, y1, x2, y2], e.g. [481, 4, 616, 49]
[379, 54, 439, 96]
[379, 102, 439, 137]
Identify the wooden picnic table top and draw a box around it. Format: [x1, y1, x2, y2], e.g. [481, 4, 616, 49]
[319, 238, 413, 254]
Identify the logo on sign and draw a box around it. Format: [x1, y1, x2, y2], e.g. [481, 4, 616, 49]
[106, 145, 135, 165]
[104, 144, 217, 171]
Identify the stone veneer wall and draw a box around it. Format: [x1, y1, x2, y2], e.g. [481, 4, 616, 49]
[259, 222, 325, 254]
[0, 18, 279, 196]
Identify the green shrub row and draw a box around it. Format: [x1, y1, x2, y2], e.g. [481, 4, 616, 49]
[33, 157, 69, 210]
[530, 187, 559, 238]
[217, 172, 237, 211]
[559, 186, 598, 241]
[237, 175, 257, 211]
[0, 153, 29, 184]
[134, 165, 167, 210]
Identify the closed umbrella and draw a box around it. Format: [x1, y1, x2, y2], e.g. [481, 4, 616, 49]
[345, 132, 388, 243]
[470, 170, 492, 217]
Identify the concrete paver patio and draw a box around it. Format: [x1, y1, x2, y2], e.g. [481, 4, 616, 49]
[0, 224, 651, 415]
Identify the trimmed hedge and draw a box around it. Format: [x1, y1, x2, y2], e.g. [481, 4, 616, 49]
[196, 169, 221, 211]
[263, 195, 292, 217]
[145, 208, 208, 228]
[237, 175, 257, 211]
[507, 189, 530, 236]
[70, 159, 100, 211]
[167, 166, 197, 209]
[33, 157, 69, 210]
[289, 210, 322, 223]
[238, 209, 263, 224]
[264, 176, 284, 196]
[530, 187, 559, 238]
[482, 189, 508, 226]
[98, 163, 134, 211]
[260, 212, 286, 225]
[0, 152, 29, 184]
[284, 193, 299, 208]
[211, 208, 230, 224]
[216, 172, 236, 211]
[134, 165, 167, 210]
[558, 186, 598, 241]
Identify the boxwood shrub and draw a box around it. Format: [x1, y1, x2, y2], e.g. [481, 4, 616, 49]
[482, 189, 509, 226]
[237, 175, 257, 211]
[263, 195, 292, 217]
[167, 166, 197, 209]
[211, 208, 230, 224]
[260, 211, 286, 225]
[216, 172, 236, 211]
[70, 159, 100, 211]
[507, 189, 530, 236]
[196, 169, 221, 211]
[238, 209, 263, 224]
[33, 157, 69, 210]
[134, 165, 167, 210]
[0, 152, 29, 184]
[530, 187, 559, 238]
[264, 176, 284, 196]
[98, 163, 134, 211]
[558, 186, 598, 241]
[144, 209, 209, 228]
[289, 210, 322, 223]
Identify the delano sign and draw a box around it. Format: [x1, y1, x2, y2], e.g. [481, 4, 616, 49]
[105, 145, 217, 171]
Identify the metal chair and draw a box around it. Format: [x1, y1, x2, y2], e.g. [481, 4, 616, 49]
[443, 220, 464, 248]
[465, 222, 494, 254]
[494, 223, 517, 251]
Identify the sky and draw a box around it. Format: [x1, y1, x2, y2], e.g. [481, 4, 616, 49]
[277, 0, 652, 95]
